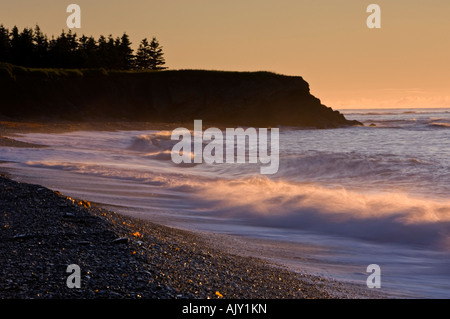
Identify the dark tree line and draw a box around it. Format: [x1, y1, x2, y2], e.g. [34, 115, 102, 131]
[0, 24, 166, 70]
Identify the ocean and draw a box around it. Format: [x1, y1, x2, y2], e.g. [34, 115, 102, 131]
[1, 107, 450, 298]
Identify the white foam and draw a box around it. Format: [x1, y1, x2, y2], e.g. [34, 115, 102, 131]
[2, 117, 450, 297]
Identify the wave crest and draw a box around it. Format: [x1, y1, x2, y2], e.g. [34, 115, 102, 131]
[194, 177, 450, 249]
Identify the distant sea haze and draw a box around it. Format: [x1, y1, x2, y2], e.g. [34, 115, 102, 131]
[1, 107, 450, 298]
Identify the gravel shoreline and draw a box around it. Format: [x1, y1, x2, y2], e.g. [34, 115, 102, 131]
[0, 120, 386, 299]
[0, 174, 384, 299]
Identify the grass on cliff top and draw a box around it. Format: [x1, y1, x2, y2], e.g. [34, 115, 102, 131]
[0, 63, 108, 80]
[0, 63, 298, 81]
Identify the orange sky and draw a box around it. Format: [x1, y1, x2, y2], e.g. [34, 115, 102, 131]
[1, 0, 449, 109]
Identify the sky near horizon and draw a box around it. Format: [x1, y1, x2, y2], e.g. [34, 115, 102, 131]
[1, 1, 449, 109]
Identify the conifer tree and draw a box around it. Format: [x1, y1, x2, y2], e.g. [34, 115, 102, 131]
[0, 24, 166, 70]
[118, 33, 134, 70]
[135, 37, 166, 70]
[148, 37, 166, 70]
[0, 25, 10, 63]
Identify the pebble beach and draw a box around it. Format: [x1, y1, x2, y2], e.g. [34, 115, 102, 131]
[0, 120, 384, 299]
[0, 173, 385, 299]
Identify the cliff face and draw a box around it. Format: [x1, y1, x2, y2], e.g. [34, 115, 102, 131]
[0, 64, 360, 128]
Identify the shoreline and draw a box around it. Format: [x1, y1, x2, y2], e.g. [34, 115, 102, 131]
[0, 173, 383, 299]
[0, 119, 187, 148]
[0, 120, 389, 299]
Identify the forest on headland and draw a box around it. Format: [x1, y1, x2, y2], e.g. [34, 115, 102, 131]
[0, 24, 166, 70]
[0, 24, 360, 128]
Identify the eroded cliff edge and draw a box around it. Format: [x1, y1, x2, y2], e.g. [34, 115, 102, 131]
[0, 64, 361, 128]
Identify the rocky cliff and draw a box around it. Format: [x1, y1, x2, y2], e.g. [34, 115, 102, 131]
[0, 64, 360, 128]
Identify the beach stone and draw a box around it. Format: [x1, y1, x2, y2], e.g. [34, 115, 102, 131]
[111, 237, 129, 244]
[0, 174, 385, 299]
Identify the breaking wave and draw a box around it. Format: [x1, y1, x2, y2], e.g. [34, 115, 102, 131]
[192, 176, 450, 249]
[21, 159, 450, 250]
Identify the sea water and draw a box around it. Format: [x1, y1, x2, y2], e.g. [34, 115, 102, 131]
[1, 107, 450, 298]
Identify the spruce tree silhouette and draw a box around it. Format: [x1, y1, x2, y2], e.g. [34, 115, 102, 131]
[135, 37, 166, 70]
[0, 24, 166, 71]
